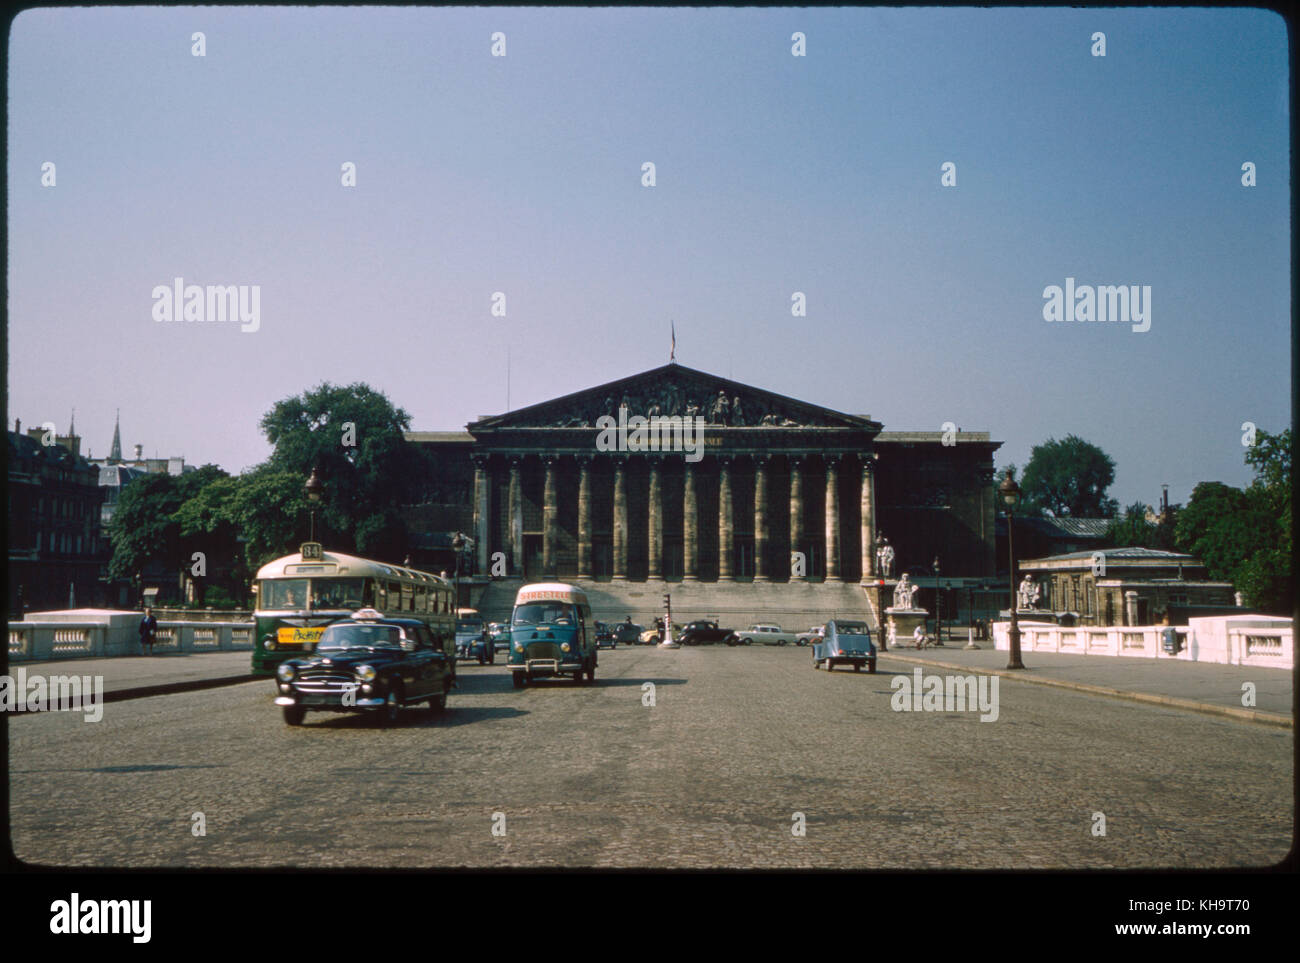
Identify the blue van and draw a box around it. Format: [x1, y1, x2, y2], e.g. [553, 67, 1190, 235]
[508, 583, 596, 687]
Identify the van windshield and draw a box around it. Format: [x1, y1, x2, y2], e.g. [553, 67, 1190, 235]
[513, 603, 575, 626]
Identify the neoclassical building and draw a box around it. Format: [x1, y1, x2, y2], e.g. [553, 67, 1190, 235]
[406, 364, 1000, 626]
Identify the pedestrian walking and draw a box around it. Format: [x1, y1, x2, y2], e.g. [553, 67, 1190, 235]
[139, 606, 158, 655]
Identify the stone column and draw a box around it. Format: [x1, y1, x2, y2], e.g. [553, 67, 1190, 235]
[682, 460, 699, 581]
[508, 458, 523, 577]
[612, 458, 629, 580]
[790, 456, 806, 581]
[860, 457, 876, 582]
[577, 456, 593, 579]
[542, 457, 558, 576]
[718, 457, 734, 581]
[647, 458, 663, 579]
[473, 456, 490, 576]
[1124, 590, 1139, 627]
[753, 455, 770, 582]
[825, 455, 841, 581]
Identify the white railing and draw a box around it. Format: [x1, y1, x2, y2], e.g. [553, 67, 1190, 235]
[993, 618, 1292, 669]
[7, 618, 255, 662]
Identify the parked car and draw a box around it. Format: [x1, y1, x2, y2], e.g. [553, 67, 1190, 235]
[812, 619, 877, 672]
[595, 621, 617, 649]
[640, 626, 669, 644]
[678, 620, 735, 645]
[795, 625, 825, 647]
[614, 621, 644, 646]
[731, 623, 800, 646]
[273, 609, 454, 726]
[455, 612, 488, 661]
[488, 622, 512, 654]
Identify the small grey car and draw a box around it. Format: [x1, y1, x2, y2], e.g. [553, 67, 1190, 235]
[813, 619, 877, 672]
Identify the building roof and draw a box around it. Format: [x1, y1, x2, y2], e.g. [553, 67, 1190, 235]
[98, 464, 148, 487]
[996, 516, 1112, 539]
[1021, 546, 1204, 572]
[1033, 547, 1196, 563]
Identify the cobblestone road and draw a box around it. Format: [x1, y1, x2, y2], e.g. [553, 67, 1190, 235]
[8, 645, 1292, 868]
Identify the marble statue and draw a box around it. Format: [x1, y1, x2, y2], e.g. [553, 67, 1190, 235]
[876, 537, 895, 578]
[1017, 574, 1041, 610]
[893, 572, 919, 609]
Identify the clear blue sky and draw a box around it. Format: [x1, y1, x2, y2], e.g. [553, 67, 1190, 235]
[7, 7, 1290, 510]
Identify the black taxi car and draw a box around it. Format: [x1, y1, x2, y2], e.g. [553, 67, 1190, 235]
[273, 609, 454, 726]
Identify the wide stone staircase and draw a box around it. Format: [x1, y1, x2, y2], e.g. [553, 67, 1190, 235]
[471, 577, 880, 635]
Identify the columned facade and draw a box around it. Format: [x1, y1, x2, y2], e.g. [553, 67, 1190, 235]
[718, 458, 734, 581]
[825, 456, 841, 581]
[409, 363, 1000, 587]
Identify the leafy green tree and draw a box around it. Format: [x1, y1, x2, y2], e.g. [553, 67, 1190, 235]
[1104, 500, 1180, 550]
[175, 475, 245, 605]
[1175, 428, 1293, 613]
[108, 464, 229, 594]
[256, 383, 425, 562]
[1019, 435, 1119, 518]
[224, 466, 313, 572]
[1104, 502, 1155, 547]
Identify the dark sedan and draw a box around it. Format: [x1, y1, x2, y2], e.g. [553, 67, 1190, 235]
[273, 610, 454, 726]
[613, 622, 644, 646]
[595, 621, 617, 649]
[677, 620, 735, 645]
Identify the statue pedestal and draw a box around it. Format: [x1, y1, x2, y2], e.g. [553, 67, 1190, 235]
[885, 608, 929, 649]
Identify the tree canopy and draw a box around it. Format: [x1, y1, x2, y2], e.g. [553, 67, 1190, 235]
[1018, 435, 1119, 518]
[1174, 428, 1291, 613]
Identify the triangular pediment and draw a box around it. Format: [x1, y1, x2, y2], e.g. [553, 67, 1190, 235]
[472, 364, 879, 431]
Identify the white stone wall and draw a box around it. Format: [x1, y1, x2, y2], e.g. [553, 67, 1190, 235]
[992, 615, 1293, 669]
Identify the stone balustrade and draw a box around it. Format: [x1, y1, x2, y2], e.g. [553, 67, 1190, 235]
[992, 615, 1292, 669]
[8, 609, 254, 663]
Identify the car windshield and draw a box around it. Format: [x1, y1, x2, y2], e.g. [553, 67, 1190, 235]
[456, 620, 483, 633]
[513, 603, 575, 626]
[317, 624, 404, 650]
[838, 624, 869, 635]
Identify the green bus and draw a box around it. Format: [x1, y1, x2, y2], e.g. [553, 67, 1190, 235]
[250, 542, 456, 677]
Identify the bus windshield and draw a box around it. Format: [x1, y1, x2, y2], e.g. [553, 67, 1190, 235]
[260, 579, 309, 609]
[513, 603, 576, 626]
[258, 578, 368, 611]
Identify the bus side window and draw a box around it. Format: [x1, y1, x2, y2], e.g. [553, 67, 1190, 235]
[363, 580, 376, 608]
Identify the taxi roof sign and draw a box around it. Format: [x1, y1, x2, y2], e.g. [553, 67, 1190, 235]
[351, 607, 384, 621]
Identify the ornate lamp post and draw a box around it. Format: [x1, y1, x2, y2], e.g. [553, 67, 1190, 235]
[932, 556, 942, 646]
[304, 466, 324, 542]
[451, 531, 466, 610]
[999, 470, 1025, 670]
[965, 583, 979, 649]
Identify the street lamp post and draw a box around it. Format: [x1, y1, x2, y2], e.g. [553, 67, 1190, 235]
[452, 531, 466, 611]
[304, 466, 324, 542]
[932, 556, 942, 646]
[965, 583, 979, 649]
[999, 470, 1024, 669]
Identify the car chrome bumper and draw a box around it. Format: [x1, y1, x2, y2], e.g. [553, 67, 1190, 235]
[511, 659, 581, 675]
[275, 694, 386, 709]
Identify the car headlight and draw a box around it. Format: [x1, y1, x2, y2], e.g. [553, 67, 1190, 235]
[356, 665, 377, 683]
[264, 637, 278, 652]
[514, 642, 524, 652]
[276, 663, 295, 681]
[561, 642, 571, 652]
